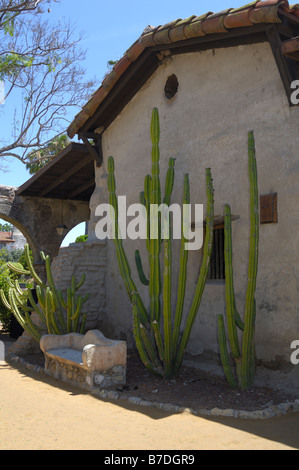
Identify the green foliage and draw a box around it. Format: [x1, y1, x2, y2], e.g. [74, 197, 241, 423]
[0, 248, 24, 264]
[26, 134, 70, 174]
[0, 223, 13, 232]
[0, 53, 33, 80]
[75, 235, 88, 243]
[1, 244, 89, 341]
[0, 246, 31, 330]
[107, 108, 214, 379]
[0, 265, 15, 330]
[218, 131, 259, 390]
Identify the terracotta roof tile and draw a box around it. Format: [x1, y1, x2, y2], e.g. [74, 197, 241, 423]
[0, 231, 14, 243]
[67, 0, 299, 139]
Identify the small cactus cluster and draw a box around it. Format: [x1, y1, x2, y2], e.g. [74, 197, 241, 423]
[218, 131, 259, 390]
[107, 108, 214, 379]
[1, 244, 88, 342]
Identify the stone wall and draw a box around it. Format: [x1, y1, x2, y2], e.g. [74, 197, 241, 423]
[11, 227, 26, 250]
[51, 241, 107, 331]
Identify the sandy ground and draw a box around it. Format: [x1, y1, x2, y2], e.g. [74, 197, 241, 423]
[0, 358, 299, 451]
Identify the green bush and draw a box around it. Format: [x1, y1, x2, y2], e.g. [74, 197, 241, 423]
[0, 249, 30, 331]
[0, 248, 24, 263]
[0, 265, 14, 331]
[75, 234, 88, 243]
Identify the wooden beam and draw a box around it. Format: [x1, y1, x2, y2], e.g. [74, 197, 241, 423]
[266, 25, 294, 106]
[282, 36, 299, 61]
[79, 133, 103, 167]
[67, 179, 95, 199]
[39, 154, 92, 197]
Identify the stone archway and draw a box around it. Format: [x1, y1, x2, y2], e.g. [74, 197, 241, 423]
[0, 185, 90, 281]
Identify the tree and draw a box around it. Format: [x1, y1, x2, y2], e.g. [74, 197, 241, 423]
[0, 222, 12, 231]
[26, 133, 69, 174]
[0, 0, 96, 164]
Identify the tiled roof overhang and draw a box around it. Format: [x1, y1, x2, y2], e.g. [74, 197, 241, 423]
[67, 0, 299, 139]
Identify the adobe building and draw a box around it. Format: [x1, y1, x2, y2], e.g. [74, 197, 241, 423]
[2, 0, 299, 385]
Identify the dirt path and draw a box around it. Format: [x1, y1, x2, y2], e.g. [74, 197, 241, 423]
[0, 360, 299, 451]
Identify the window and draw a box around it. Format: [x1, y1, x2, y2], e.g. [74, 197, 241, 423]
[208, 227, 225, 281]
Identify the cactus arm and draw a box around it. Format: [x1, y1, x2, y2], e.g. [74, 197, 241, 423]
[163, 235, 172, 378]
[66, 288, 73, 333]
[71, 296, 83, 333]
[240, 131, 259, 390]
[149, 108, 162, 323]
[174, 168, 214, 374]
[163, 158, 175, 206]
[152, 320, 165, 362]
[79, 313, 86, 334]
[7, 277, 15, 289]
[140, 324, 163, 374]
[24, 244, 46, 288]
[162, 158, 175, 378]
[224, 204, 241, 360]
[6, 262, 30, 276]
[57, 289, 67, 310]
[0, 288, 12, 311]
[45, 254, 67, 331]
[75, 273, 86, 291]
[144, 175, 152, 253]
[36, 285, 46, 310]
[218, 315, 238, 388]
[108, 156, 149, 325]
[172, 174, 190, 357]
[44, 288, 54, 334]
[14, 279, 25, 297]
[135, 250, 149, 286]
[234, 304, 245, 331]
[131, 294, 162, 377]
[27, 288, 46, 325]
[9, 289, 41, 342]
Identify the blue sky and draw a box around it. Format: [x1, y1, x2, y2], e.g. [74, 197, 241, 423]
[0, 0, 247, 246]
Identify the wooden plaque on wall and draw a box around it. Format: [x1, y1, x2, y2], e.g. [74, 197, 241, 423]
[260, 193, 278, 224]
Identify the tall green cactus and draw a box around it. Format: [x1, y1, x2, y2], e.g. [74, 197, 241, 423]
[107, 108, 214, 378]
[0, 244, 88, 342]
[218, 131, 259, 390]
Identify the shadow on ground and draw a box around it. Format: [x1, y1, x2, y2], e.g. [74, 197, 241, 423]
[1, 331, 299, 450]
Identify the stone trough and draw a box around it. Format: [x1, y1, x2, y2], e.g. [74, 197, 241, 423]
[40, 330, 127, 391]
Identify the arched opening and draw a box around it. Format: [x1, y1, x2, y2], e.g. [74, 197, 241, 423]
[60, 221, 89, 248]
[0, 215, 39, 262]
[0, 216, 36, 336]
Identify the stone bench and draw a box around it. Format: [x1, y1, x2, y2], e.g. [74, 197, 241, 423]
[40, 330, 127, 391]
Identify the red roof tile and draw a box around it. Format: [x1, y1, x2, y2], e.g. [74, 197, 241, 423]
[0, 231, 14, 243]
[67, 0, 299, 139]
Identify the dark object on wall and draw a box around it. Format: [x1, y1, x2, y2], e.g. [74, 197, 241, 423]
[260, 193, 278, 224]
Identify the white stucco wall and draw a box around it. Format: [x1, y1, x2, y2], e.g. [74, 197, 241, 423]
[88, 41, 299, 367]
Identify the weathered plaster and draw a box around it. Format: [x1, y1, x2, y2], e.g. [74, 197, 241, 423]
[87, 41, 299, 370]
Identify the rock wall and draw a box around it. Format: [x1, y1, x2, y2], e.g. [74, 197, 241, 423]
[51, 241, 107, 331]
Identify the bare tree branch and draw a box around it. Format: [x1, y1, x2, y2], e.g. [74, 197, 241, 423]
[0, 1, 97, 163]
